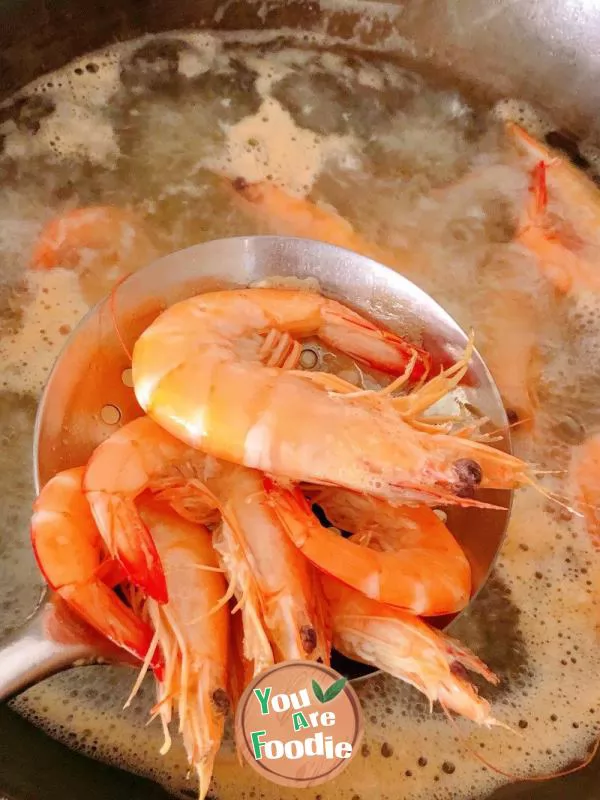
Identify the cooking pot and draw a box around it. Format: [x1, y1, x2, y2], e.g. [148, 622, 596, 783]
[0, 1, 598, 798]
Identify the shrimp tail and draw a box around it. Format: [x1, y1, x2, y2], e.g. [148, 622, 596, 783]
[86, 493, 168, 603]
[61, 581, 161, 667]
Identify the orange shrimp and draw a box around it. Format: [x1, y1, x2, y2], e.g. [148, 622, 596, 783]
[132, 502, 229, 800]
[476, 286, 541, 427]
[30, 205, 159, 303]
[322, 574, 501, 726]
[229, 178, 468, 382]
[132, 288, 535, 508]
[209, 464, 330, 670]
[229, 178, 402, 267]
[507, 122, 600, 295]
[30, 466, 160, 668]
[569, 433, 600, 549]
[84, 415, 330, 669]
[264, 480, 471, 615]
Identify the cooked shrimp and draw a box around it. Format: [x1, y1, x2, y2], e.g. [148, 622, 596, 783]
[83, 416, 188, 602]
[134, 502, 229, 800]
[265, 481, 471, 615]
[84, 415, 329, 668]
[229, 178, 403, 268]
[210, 464, 330, 670]
[569, 433, 600, 549]
[321, 574, 501, 727]
[507, 122, 600, 295]
[476, 286, 541, 427]
[30, 466, 160, 667]
[30, 205, 159, 304]
[132, 288, 534, 507]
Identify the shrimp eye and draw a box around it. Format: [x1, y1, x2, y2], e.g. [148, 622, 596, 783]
[212, 688, 230, 715]
[232, 176, 249, 191]
[453, 458, 483, 493]
[454, 483, 476, 499]
[506, 408, 519, 425]
[300, 624, 318, 654]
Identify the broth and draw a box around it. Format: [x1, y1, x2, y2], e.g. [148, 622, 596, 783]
[1, 28, 599, 800]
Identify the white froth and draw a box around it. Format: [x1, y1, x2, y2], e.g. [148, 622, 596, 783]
[206, 95, 355, 195]
[0, 46, 124, 164]
[0, 269, 88, 394]
[492, 98, 555, 140]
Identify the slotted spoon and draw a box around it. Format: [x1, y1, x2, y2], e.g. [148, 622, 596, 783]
[0, 235, 512, 701]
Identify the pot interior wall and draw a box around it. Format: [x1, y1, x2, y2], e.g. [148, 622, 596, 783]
[2, 0, 600, 139]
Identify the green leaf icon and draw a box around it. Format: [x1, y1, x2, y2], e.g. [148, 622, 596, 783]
[323, 677, 347, 702]
[312, 677, 347, 703]
[312, 679, 325, 703]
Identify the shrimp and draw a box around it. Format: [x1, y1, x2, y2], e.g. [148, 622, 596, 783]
[132, 287, 535, 507]
[30, 466, 160, 667]
[264, 480, 471, 615]
[569, 433, 600, 549]
[209, 464, 330, 670]
[30, 205, 159, 304]
[134, 502, 229, 800]
[229, 179, 467, 379]
[84, 415, 330, 669]
[321, 574, 502, 727]
[229, 178, 403, 268]
[476, 286, 541, 427]
[507, 122, 600, 295]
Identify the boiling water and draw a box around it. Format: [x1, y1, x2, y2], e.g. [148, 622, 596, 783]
[1, 28, 600, 800]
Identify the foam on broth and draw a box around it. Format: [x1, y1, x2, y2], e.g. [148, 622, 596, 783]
[1, 27, 599, 800]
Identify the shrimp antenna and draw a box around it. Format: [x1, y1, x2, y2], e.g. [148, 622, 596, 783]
[483, 415, 533, 438]
[109, 272, 134, 362]
[522, 475, 583, 517]
[442, 704, 600, 783]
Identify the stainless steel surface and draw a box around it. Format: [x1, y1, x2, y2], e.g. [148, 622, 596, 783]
[0, 593, 128, 703]
[1, 235, 511, 699]
[2, 0, 600, 141]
